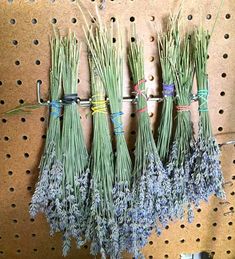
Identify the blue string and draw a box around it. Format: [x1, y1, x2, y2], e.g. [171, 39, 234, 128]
[50, 101, 62, 118]
[111, 111, 124, 135]
[198, 89, 209, 112]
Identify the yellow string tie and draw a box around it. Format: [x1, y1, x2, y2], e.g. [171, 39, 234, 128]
[91, 95, 107, 115]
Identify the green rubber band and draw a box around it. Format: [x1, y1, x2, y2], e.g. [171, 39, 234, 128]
[198, 89, 209, 113]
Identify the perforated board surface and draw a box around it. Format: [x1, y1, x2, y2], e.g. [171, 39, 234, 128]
[0, 0, 235, 258]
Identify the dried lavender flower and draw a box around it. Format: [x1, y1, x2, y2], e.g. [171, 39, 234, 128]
[30, 33, 63, 221]
[126, 38, 172, 256]
[190, 27, 225, 208]
[85, 57, 119, 258]
[167, 33, 196, 223]
[60, 33, 90, 255]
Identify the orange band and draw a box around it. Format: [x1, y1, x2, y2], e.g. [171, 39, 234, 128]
[176, 105, 190, 112]
[137, 106, 148, 113]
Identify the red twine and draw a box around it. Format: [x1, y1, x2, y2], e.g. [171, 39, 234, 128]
[134, 79, 148, 114]
[133, 79, 147, 95]
[137, 106, 148, 113]
[176, 105, 190, 112]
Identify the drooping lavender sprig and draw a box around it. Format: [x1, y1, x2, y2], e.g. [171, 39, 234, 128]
[189, 27, 225, 207]
[156, 14, 180, 165]
[59, 33, 90, 256]
[85, 57, 119, 259]
[84, 17, 132, 258]
[166, 34, 196, 223]
[30, 34, 63, 222]
[124, 38, 172, 257]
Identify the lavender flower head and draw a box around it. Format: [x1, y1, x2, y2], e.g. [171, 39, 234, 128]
[120, 153, 172, 257]
[190, 124, 225, 208]
[85, 180, 119, 259]
[166, 140, 195, 223]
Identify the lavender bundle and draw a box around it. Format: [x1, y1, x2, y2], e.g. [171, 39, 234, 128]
[85, 57, 118, 258]
[157, 16, 180, 164]
[30, 34, 64, 226]
[167, 35, 195, 222]
[126, 39, 171, 257]
[84, 19, 132, 257]
[190, 27, 225, 206]
[59, 34, 90, 255]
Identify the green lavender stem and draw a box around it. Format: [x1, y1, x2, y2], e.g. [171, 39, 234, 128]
[156, 17, 180, 164]
[84, 23, 132, 186]
[60, 33, 89, 255]
[128, 40, 157, 179]
[40, 34, 63, 172]
[194, 28, 212, 138]
[86, 57, 118, 257]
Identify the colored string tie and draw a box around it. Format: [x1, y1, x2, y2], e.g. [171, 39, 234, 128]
[176, 105, 190, 112]
[137, 106, 148, 113]
[163, 83, 175, 97]
[111, 111, 124, 135]
[198, 89, 209, 112]
[91, 95, 107, 115]
[62, 93, 80, 105]
[134, 79, 148, 113]
[133, 79, 147, 98]
[50, 100, 62, 118]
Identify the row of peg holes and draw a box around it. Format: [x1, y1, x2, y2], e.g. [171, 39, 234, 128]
[0, 247, 56, 255]
[11, 39, 39, 46]
[0, 229, 233, 256]
[8, 13, 232, 26]
[4, 0, 235, 24]
[0, 22, 230, 88]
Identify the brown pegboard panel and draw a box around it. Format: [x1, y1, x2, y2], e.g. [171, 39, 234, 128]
[0, 0, 234, 258]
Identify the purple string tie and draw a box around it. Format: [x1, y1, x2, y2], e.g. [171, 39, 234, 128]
[163, 83, 175, 97]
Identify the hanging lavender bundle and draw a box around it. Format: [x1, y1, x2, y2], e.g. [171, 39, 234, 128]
[126, 39, 171, 257]
[59, 34, 90, 255]
[84, 18, 132, 257]
[167, 35, 195, 223]
[190, 27, 225, 207]
[85, 57, 119, 258]
[30, 34, 64, 227]
[157, 16, 180, 164]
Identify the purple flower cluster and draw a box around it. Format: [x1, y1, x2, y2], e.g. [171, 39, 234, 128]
[30, 157, 90, 256]
[31, 126, 225, 259]
[189, 126, 225, 207]
[164, 126, 225, 225]
[112, 181, 132, 255]
[30, 136, 225, 259]
[30, 153, 63, 219]
[117, 154, 172, 257]
[166, 141, 195, 223]
[60, 169, 90, 256]
[84, 180, 119, 259]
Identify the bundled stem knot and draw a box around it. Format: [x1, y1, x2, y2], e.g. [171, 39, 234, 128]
[198, 89, 209, 112]
[91, 96, 107, 115]
[176, 105, 190, 112]
[163, 83, 175, 97]
[50, 100, 62, 118]
[111, 111, 124, 135]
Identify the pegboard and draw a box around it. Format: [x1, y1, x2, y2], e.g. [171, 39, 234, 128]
[0, 0, 235, 258]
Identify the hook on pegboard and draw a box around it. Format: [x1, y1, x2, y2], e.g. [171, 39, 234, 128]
[99, 0, 106, 10]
